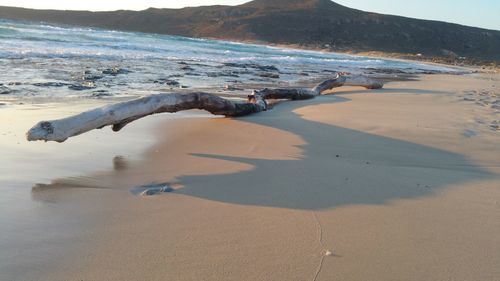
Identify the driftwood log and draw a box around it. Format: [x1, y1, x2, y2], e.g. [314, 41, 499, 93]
[26, 73, 383, 142]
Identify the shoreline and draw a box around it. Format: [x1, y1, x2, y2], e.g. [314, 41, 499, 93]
[1, 73, 499, 280]
[198, 36, 494, 72]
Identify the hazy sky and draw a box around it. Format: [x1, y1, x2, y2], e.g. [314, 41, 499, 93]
[0, 0, 498, 30]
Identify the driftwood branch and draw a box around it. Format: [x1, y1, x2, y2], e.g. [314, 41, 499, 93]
[27, 73, 383, 142]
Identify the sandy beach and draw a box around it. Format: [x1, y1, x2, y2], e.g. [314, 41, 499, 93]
[1, 73, 499, 280]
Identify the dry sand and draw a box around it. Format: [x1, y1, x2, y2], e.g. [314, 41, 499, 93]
[1, 73, 499, 281]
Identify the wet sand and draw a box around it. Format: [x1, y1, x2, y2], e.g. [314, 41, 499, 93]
[1, 73, 499, 280]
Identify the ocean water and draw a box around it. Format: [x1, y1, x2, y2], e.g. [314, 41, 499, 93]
[0, 19, 459, 99]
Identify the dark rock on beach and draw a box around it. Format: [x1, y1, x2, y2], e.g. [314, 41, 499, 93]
[165, 80, 180, 86]
[84, 74, 104, 81]
[33, 82, 71, 87]
[91, 90, 112, 98]
[259, 73, 280, 79]
[0, 85, 12, 95]
[224, 84, 244, 91]
[153, 78, 180, 86]
[206, 71, 240, 78]
[73, 70, 105, 82]
[256, 65, 279, 72]
[180, 65, 195, 71]
[102, 67, 132, 76]
[323, 69, 338, 73]
[223, 63, 280, 72]
[68, 81, 96, 91]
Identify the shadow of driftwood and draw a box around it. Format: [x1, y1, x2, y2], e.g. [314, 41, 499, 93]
[169, 96, 491, 209]
[32, 94, 493, 210]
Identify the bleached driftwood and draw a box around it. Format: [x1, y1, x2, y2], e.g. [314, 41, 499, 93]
[26, 73, 383, 142]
